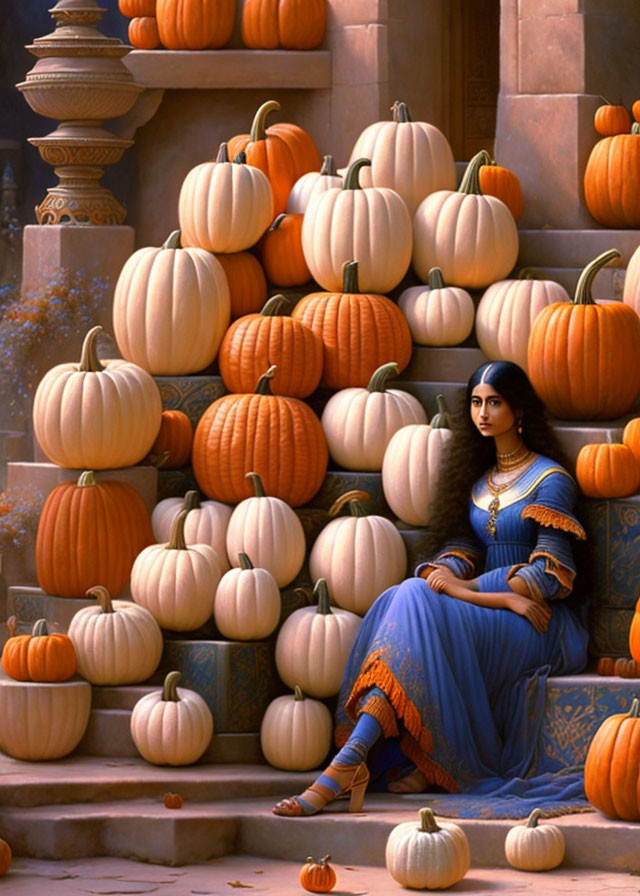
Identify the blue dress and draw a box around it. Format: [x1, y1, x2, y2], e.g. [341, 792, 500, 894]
[334, 454, 589, 810]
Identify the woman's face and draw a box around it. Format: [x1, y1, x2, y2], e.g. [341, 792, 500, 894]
[470, 383, 519, 439]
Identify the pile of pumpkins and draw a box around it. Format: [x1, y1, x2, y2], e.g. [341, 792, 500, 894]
[119, 0, 326, 52]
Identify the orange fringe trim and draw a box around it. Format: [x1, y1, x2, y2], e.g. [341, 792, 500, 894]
[508, 550, 575, 601]
[419, 551, 478, 580]
[341, 655, 458, 794]
[521, 505, 586, 540]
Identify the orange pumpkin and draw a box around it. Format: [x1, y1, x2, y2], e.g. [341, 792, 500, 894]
[215, 251, 268, 320]
[227, 100, 297, 216]
[596, 657, 615, 676]
[192, 365, 328, 506]
[119, 0, 156, 15]
[629, 596, 640, 665]
[1, 618, 77, 683]
[633, 99, 640, 123]
[0, 838, 11, 877]
[584, 696, 640, 819]
[527, 249, 640, 420]
[128, 16, 160, 48]
[149, 409, 193, 469]
[266, 121, 322, 180]
[291, 261, 413, 389]
[164, 792, 183, 809]
[155, 0, 234, 48]
[594, 103, 631, 137]
[614, 657, 639, 678]
[584, 124, 640, 227]
[300, 854, 337, 893]
[575, 441, 640, 498]
[257, 213, 310, 287]
[242, 0, 326, 51]
[478, 159, 523, 220]
[219, 295, 323, 397]
[35, 471, 154, 600]
[623, 417, 640, 463]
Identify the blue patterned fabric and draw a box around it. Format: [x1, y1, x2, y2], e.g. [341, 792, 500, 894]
[335, 455, 590, 817]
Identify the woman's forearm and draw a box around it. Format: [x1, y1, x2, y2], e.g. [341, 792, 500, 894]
[442, 583, 513, 608]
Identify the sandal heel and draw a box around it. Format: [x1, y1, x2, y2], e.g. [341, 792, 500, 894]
[348, 776, 368, 812]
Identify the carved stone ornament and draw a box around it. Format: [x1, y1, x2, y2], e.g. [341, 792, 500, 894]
[16, 0, 144, 225]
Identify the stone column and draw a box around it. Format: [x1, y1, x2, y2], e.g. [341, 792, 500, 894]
[495, 0, 640, 230]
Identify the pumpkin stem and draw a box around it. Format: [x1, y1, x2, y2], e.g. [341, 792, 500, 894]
[343, 158, 371, 191]
[294, 586, 313, 606]
[418, 807, 440, 833]
[163, 670, 182, 702]
[367, 362, 399, 393]
[392, 100, 412, 123]
[255, 365, 277, 395]
[32, 618, 49, 637]
[526, 808, 543, 828]
[162, 230, 182, 250]
[329, 490, 370, 518]
[633, 123, 640, 136]
[238, 552, 254, 570]
[268, 214, 287, 232]
[234, 151, 247, 165]
[77, 471, 96, 488]
[246, 471, 266, 497]
[342, 260, 360, 294]
[167, 508, 188, 550]
[629, 696, 640, 717]
[184, 490, 201, 512]
[294, 684, 305, 701]
[79, 326, 105, 373]
[320, 154, 336, 176]
[86, 585, 114, 613]
[313, 578, 333, 615]
[249, 99, 280, 142]
[517, 268, 536, 280]
[427, 267, 445, 290]
[7, 616, 16, 638]
[260, 295, 291, 317]
[216, 142, 229, 163]
[431, 394, 450, 430]
[574, 249, 621, 305]
[458, 149, 492, 195]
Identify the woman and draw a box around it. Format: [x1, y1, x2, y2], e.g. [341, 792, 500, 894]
[273, 361, 589, 817]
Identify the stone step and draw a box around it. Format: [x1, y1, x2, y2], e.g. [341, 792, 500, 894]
[402, 346, 488, 384]
[517, 229, 640, 269]
[516, 266, 624, 299]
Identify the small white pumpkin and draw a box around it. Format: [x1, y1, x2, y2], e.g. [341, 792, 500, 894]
[151, 490, 232, 571]
[385, 807, 470, 890]
[130, 670, 213, 766]
[623, 244, 640, 319]
[504, 808, 566, 871]
[225, 472, 306, 588]
[308, 490, 407, 615]
[382, 395, 454, 527]
[67, 586, 163, 686]
[321, 362, 428, 472]
[286, 154, 343, 214]
[275, 578, 361, 698]
[399, 267, 475, 346]
[214, 553, 281, 641]
[131, 509, 223, 631]
[260, 684, 333, 771]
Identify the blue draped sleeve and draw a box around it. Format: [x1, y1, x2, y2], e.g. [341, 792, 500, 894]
[415, 535, 484, 580]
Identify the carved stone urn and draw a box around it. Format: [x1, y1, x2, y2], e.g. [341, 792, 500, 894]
[17, 0, 144, 225]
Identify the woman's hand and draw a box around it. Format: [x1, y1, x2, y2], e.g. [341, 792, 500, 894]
[426, 566, 458, 593]
[505, 593, 552, 633]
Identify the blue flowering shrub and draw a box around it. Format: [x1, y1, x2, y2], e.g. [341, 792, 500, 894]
[0, 484, 43, 553]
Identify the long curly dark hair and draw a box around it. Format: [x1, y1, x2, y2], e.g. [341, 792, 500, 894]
[422, 360, 572, 557]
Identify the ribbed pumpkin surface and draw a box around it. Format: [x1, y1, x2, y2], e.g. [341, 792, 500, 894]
[156, 0, 234, 49]
[584, 134, 640, 227]
[36, 475, 154, 599]
[192, 392, 328, 505]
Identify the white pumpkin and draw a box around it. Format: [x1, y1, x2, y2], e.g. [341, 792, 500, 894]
[382, 396, 454, 527]
[399, 267, 475, 346]
[130, 670, 213, 766]
[413, 150, 519, 289]
[260, 684, 333, 771]
[131, 509, 223, 631]
[504, 808, 566, 871]
[349, 101, 456, 215]
[213, 553, 281, 641]
[623, 243, 640, 319]
[151, 490, 232, 571]
[321, 362, 428, 471]
[225, 471, 306, 588]
[475, 274, 571, 372]
[309, 490, 407, 615]
[275, 578, 361, 698]
[302, 158, 413, 294]
[112, 230, 230, 376]
[0, 672, 91, 760]
[286, 154, 343, 214]
[385, 807, 470, 890]
[67, 586, 163, 685]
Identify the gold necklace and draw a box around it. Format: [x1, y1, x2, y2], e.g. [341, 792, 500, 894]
[496, 443, 531, 472]
[485, 452, 535, 537]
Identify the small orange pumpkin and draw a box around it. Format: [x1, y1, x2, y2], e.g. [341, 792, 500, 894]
[633, 99, 640, 123]
[257, 213, 311, 287]
[584, 123, 640, 227]
[630, 596, 640, 665]
[0, 838, 11, 877]
[478, 159, 523, 220]
[149, 409, 193, 469]
[242, 0, 326, 51]
[164, 792, 183, 809]
[614, 657, 639, 678]
[119, 0, 155, 16]
[584, 696, 640, 819]
[155, 0, 234, 49]
[300, 854, 337, 893]
[128, 16, 160, 48]
[596, 657, 615, 676]
[215, 251, 268, 321]
[575, 441, 640, 498]
[1, 618, 77, 683]
[594, 103, 632, 137]
[623, 417, 640, 463]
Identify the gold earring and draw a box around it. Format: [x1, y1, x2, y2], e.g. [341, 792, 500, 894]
[517, 418, 523, 436]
